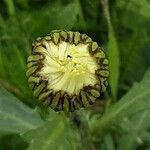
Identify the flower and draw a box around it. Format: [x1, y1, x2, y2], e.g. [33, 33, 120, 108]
[26, 31, 109, 112]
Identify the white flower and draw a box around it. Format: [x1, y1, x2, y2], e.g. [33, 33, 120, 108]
[26, 31, 109, 112]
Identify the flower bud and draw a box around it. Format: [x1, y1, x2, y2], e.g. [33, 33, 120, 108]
[26, 31, 109, 112]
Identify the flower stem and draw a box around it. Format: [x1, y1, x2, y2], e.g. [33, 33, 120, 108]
[101, 0, 120, 102]
[70, 111, 96, 150]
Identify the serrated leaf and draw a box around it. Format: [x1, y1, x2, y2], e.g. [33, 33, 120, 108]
[23, 113, 79, 150]
[92, 69, 150, 135]
[0, 86, 44, 134]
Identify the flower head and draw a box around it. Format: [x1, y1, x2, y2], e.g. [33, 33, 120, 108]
[26, 31, 109, 112]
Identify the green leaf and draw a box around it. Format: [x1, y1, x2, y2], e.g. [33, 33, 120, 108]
[92, 69, 150, 135]
[0, 17, 33, 103]
[103, 134, 115, 150]
[118, 110, 150, 150]
[77, 0, 99, 30]
[114, 0, 150, 86]
[116, 0, 150, 20]
[0, 86, 44, 134]
[107, 30, 120, 100]
[27, 1, 79, 37]
[0, 134, 28, 150]
[23, 112, 79, 150]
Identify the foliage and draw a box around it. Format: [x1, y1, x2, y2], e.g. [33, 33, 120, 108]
[0, 86, 43, 134]
[0, 0, 150, 150]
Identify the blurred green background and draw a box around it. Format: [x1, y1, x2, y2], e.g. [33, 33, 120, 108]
[0, 0, 150, 150]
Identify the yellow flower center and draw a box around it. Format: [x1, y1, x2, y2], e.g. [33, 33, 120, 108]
[39, 41, 98, 95]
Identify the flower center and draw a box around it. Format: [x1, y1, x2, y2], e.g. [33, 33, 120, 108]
[39, 41, 98, 95]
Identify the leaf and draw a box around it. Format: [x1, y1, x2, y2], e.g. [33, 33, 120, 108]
[26, 1, 79, 37]
[23, 112, 79, 150]
[118, 110, 150, 150]
[107, 30, 120, 100]
[78, 0, 100, 30]
[114, 0, 150, 86]
[92, 69, 150, 135]
[0, 17, 33, 103]
[0, 86, 44, 134]
[118, 34, 147, 86]
[116, 0, 150, 20]
[0, 134, 28, 150]
[103, 134, 115, 150]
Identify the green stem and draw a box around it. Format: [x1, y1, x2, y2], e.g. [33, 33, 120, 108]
[4, 0, 15, 16]
[101, 0, 113, 33]
[70, 112, 96, 150]
[101, 0, 120, 102]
